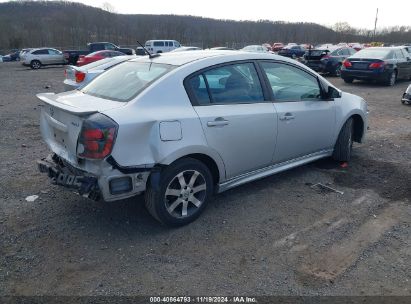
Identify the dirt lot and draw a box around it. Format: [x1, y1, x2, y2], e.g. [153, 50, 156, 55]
[0, 61, 410, 297]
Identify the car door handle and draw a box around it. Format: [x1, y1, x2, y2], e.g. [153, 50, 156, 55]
[279, 113, 295, 121]
[207, 118, 229, 127]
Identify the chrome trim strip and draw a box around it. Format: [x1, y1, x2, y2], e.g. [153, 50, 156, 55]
[218, 150, 333, 193]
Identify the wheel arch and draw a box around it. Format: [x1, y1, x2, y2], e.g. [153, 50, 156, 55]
[159, 147, 226, 185]
[351, 114, 364, 143]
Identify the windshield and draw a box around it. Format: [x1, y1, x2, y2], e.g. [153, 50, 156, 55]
[81, 61, 176, 102]
[353, 48, 391, 59]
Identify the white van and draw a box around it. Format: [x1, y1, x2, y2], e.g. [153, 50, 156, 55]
[144, 40, 181, 53]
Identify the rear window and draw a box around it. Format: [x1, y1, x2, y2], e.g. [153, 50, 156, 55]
[81, 61, 175, 102]
[353, 48, 391, 59]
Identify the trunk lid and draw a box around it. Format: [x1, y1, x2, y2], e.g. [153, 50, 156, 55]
[305, 49, 330, 61]
[37, 91, 124, 165]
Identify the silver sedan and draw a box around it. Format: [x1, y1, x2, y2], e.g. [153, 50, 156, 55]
[37, 51, 368, 226]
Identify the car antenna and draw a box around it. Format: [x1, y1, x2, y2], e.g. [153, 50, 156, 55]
[137, 41, 160, 59]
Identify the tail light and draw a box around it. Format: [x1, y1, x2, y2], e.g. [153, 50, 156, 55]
[369, 61, 385, 69]
[77, 114, 118, 159]
[64, 69, 67, 78]
[75, 71, 86, 83]
[322, 55, 330, 59]
[343, 60, 352, 68]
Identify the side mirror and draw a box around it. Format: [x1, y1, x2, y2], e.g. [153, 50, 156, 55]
[327, 86, 341, 99]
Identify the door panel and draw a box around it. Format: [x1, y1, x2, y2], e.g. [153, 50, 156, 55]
[273, 100, 335, 163]
[187, 62, 277, 179]
[194, 104, 277, 179]
[259, 61, 336, 163]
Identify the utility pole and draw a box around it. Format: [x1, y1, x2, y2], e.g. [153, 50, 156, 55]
[373, 8, 379, 41]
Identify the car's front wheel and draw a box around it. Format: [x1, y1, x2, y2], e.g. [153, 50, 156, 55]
[30, 60, 41, 69]
[145, 158, 213, 226]
[332, 118, 353, 162]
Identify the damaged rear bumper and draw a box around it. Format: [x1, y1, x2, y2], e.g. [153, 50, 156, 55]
[37, 154, 101, 200]
[37, 154, 152, 202]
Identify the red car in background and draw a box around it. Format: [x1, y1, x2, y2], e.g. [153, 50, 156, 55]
[76, 50, 125, 66]
[272, 42, 284, 52]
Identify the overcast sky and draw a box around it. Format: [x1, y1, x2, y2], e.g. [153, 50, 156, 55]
[4, 0, 410, 29]
[72, 0, 409, 29]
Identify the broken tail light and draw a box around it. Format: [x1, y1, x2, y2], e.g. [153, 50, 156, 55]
[77, 114, 118, 159]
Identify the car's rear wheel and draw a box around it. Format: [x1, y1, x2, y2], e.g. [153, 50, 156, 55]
[30, 60, 41, 69]
[145, 158, 213, 226]
[291, 54, 297, 59]
[385, 71, 397, 86]
[332, 118, 354, 162]
[343, 77, 354, 83]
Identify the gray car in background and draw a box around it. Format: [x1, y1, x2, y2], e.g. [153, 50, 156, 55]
[23, 48, 66, 69]
[63, 55, 136, 91]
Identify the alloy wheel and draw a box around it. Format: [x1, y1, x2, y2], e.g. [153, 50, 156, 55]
[164, 170, 207, 218]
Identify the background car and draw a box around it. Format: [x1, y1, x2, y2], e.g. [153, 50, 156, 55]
[144, 40, 181, 53]
[37, 51, 367, 226]
[23, 48, 66, 69]
[341, 47, 411, 86]
[262, 43, 273, 52]
[272, 42, 284, 52]
[63, 55, 136, 91]
[136, 47, 149, 56]
[240, 45, 270, 53]
[19, 48, 32, 61]
[76, 50, 125, 66]
[305, 47, 356, 76]
[278, 45, 306, 58]
[402, 84, 411, 104]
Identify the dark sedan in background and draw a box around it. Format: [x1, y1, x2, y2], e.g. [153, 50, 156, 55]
[278, 45, 306, 58]
[304, 47, 357, 76]
[341, 47, 411, 86]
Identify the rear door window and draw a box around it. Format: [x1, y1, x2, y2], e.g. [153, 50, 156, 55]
[33, 49, 48, 55]
[48, 49, 60, 55]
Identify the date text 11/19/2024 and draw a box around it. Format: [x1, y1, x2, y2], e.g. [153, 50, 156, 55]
[149, 296, 257, 303]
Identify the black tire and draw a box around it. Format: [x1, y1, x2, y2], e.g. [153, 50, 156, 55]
[343, 77, 354, 83]
[332, 118, 354, 162]
[30, 60, 41, 69]
[145, 158, 213, 227]
[385, 70, 397, 86]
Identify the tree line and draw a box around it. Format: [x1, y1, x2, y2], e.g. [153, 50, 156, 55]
[0, 0, 410, 53]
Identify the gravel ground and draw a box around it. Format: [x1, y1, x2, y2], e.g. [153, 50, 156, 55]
[0, 62, 410, 296]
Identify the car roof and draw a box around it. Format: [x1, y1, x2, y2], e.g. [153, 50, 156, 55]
[129, 50, 299, 67]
